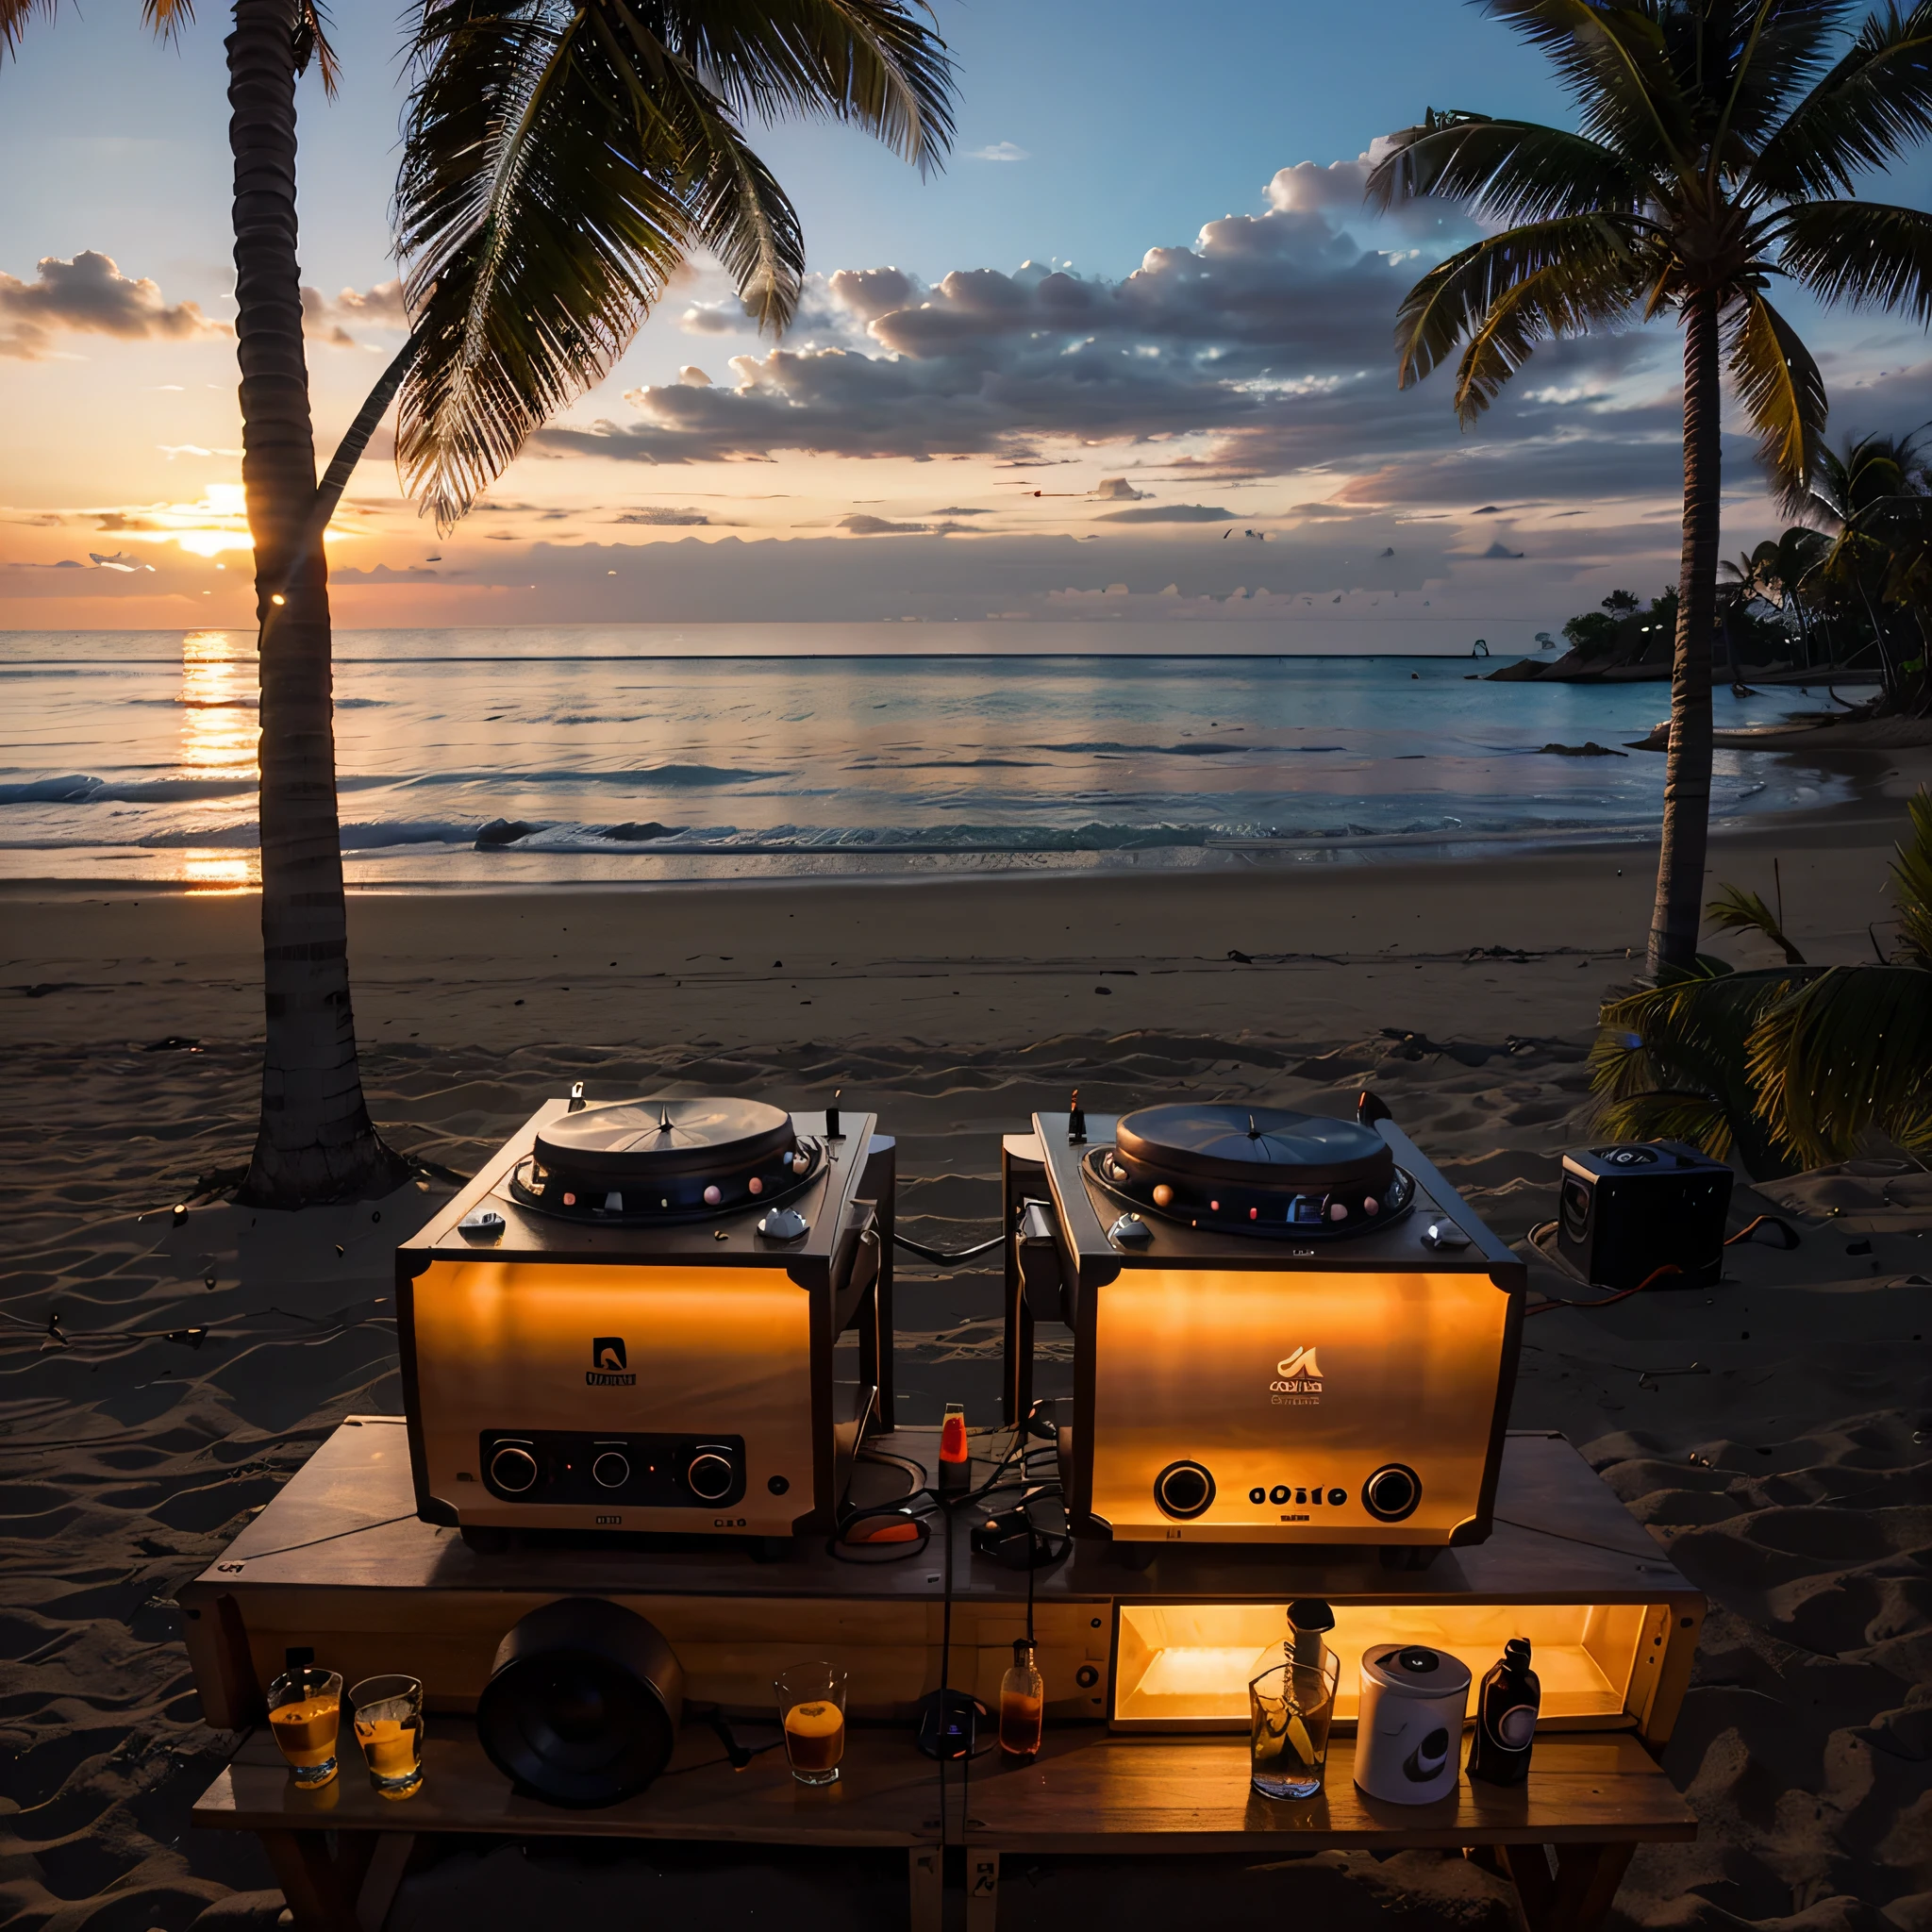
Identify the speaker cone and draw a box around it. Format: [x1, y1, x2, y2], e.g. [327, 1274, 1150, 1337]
[476, 1597, 685, 1807]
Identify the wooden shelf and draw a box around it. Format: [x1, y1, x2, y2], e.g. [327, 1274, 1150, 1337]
[194, 1714, 1694, 1855]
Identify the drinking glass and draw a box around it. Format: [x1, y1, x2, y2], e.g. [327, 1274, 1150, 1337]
[774, 1663, 847, 1787]
[268, 1668, 343, 1788]
[1249, 1650, 1340, 1800]
[350, 1674, 425, 1797]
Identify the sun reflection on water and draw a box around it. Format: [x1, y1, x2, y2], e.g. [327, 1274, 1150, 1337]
[176, 630, 259, 891]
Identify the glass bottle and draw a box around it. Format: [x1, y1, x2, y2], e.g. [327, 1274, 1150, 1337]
[1467, 1638, 1540, 1785]
[998, 1638, 1044, 1757]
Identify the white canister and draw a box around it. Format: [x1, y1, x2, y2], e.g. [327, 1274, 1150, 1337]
[1354, 1644, 1472, 1804]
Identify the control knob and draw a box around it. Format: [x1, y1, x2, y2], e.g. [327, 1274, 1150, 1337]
[685, 1450, 736, 1502]
[1361, 1462, 1422, 1522]
[591, 1450, 630, 1490]
[489, 1443, 540, 1494]
[1152, 1459, 1216, 1520]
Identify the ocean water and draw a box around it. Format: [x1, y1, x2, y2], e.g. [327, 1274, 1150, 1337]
[0, 625, 1854, 888]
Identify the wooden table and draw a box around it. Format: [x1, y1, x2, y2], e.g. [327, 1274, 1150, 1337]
[184, 1424, 1701, 1929]
[193, 1707, 1692, 1932]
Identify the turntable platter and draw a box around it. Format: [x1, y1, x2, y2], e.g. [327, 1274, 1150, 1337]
[534, 1098, 795, 1183]
[1093, 1102, 1408, 1239]
[1115, 1104, 1393, 1192]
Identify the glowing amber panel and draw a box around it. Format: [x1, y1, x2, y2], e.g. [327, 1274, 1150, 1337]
[410, 1259, 813, 1534]
[1090, 1267, 1511, 1541]
[1113, 1601, 1658, 1732]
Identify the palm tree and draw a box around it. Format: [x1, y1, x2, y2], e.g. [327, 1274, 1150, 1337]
[3, 0, 955, 1207]
[1590, 788, 1932, 1175]
[1799, 430, 1932, 709]
[1368, 0, 1932, 977]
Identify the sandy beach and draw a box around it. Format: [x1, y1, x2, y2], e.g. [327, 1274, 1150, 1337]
[3, 790, 1928, 1930]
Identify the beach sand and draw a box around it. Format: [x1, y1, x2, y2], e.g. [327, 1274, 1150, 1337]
[2, 789, 1928, 1930]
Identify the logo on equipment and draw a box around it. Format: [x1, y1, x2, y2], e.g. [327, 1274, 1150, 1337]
[1270, 1345, 1324, 1407]
[587, 1336, 636, 1387]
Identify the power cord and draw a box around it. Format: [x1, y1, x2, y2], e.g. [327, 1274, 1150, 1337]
[891, 1232, 1003, 1266]
[1523, 1212, 1803, 1315]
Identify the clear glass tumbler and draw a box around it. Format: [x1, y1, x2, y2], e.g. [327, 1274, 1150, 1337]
[774, 1663, 847, 1787]
[1249, 1649, 1340, 1800]
[350, 1674, 425, 1797]
[268, 1667, 343, 1789]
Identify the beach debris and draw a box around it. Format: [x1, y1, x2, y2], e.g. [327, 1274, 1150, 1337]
[1540, 741, 1627, 757]
[172, 1204, 189, 1227]
[1094, 985, 1112, 994]
[475, 818, 538, 849]
[1381, 1028, 1498, 1067]
[9, 983, 80, 999]
[164, 1327, 208, 1350]
[1226, 948, 1255, 963]
[42, 1311, 67, 1350]
[142, 1035, 202, 1051]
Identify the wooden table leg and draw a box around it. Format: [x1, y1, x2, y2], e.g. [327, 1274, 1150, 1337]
[908, 1844, 942, 1932]
[965, 1849, 999, 1932]
[356, 1831, 417, 1931]
[1496, 1840, 1634, 1932]
[259, 1831, 357, 1932]
[1549, 1840, 1636, 1932]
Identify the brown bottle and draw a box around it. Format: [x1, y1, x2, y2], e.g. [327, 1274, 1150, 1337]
[1466, 1638, 1539, 1785]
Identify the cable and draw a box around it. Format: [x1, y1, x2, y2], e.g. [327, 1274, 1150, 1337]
[1525, 1261, 1682, 1316]
[891, 1232, 1003, 1266]
[1726, 1214, 1801, 1249]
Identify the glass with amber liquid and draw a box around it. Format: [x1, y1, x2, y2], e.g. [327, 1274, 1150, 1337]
[267, 1649, 342, 1789]
[775, 1663, 846, 1786]
[998, 1639, 1043, 1758]
[350, 1674, 425, 1797]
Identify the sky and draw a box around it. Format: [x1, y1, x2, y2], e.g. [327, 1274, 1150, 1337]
[5, 0, 1932, 643]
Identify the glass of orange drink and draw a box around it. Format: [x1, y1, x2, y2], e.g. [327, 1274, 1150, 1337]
[350, 1674, 425, 1796]
[774, 1663, 846, 1787]
[268, 1661, 343, 1788]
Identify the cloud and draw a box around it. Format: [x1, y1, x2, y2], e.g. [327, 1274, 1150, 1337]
[968, 141, 1030, 162]
[678, 365, 712, 386]
[613, 507, 713, 525]
[302, 278, 407, 348]
[1479, 540, 1524, 558]
[1092, 477, 1152, 500]
[88, 551, 154, 572]
[0, 252, 227, 359]
[839, 512, 977, 535]
[1097, 502, 1236, 523]
[680, 303, 750, 336]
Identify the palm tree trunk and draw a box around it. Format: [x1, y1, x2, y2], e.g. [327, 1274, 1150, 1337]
[1648, 290, 1722, 977]
[228, 0, 403, 1207]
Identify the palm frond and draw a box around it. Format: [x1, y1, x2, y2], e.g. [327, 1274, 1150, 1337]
[1752, 0, 1932, 196]
[0, 0, 59, 58]
[1774, 199, 1932, 325]
[656, 0, 955, 168]
[1890, 785, 1932, 961]
[291, 0, 340, 95]
[1477, 0, 1690, 170]
[1393, 215, 1644, 408]
[1593, 1085, 1740, 1158]
[1724, 287, 1827, 509]
[1592, 965, 1819, 1177]
[396, 0, 703, 528]
[1745, 961, 1932, 1162]
[394, 0, 952, 527]
[1706, 879, 1807, 963]
[1707, 0, 1854, 159]
[138, 0, 193, 37]
[1366, 111, 1641, 225]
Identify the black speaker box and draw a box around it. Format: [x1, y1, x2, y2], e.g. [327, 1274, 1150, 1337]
[1557, 1141, 1732, 1291]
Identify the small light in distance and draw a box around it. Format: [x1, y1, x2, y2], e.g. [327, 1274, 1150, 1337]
[270, 593, 286, 606]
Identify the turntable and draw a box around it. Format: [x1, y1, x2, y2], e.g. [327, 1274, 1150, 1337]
[399, 1092, 892, 1541]
[1005, 1098, 1523, 1554]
